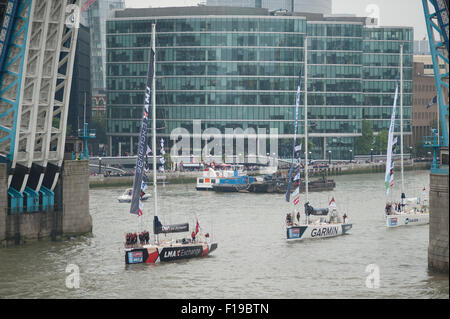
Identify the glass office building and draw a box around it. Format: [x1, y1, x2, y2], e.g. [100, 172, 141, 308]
[106, 6, 412, 159]
[206, 0, 332, 15]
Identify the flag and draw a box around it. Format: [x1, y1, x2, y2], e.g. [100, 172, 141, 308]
[426, 96, 437, 109]
[292, 187, 299, 198]
[141, 181, 147, 191]
[392, 137, 398, 145]
[138, 200, 144, 216]
[146, 145, 152, 155]
[293, 197, 300, 205]
[329, 197, 336, 207]
[294, 144, 302, 152]
[195, 221, 200, 234]
[293, 173, 300, 181]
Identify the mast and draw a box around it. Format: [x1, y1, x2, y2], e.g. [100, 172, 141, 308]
[400, 44, 405, 205]
[151, 23, 158, 244]
[304, 37, 309, 203]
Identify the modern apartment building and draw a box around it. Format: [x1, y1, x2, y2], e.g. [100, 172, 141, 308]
[83, 0, 125, 95]
[68, 24, 92, 138]
[105, 6, 413, 159]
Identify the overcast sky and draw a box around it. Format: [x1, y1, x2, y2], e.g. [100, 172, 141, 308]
[123, 0, 427, 40]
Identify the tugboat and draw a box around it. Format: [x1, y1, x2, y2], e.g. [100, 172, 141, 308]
[196, 165, 246, 191]
[118, 188, 150, 203]
[248, 173, 335, 193]
[211, 174, 256, 192]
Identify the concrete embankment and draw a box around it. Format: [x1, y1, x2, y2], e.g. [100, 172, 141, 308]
[310, 161, 430, 176]
[89, 171, 199, 188]
[89, 162, 431, 188]
[1, 161, 92, 246]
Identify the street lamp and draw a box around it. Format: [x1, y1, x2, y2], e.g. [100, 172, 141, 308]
[328, 150, 332, 164]
[98, 157, 102, 174]
[349, 149, 353, 163]
[409, 146, 413, 160]
[370, 148, 374, 163]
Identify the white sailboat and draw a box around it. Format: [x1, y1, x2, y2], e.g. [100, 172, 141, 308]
[285, 38, 352, 241]
[117, 188, 150, 203]
[384, 44, 429, 228]
[124, 24, 217, 263]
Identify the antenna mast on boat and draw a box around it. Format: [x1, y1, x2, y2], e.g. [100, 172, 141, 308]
[304, 37, 309, 224]
[304, 37, 309, 203]
[399, 44, 405, 196]
[151, 23, 158, 244]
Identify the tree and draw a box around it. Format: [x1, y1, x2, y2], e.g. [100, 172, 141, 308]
[374, 130, 389, 154]
[52, 117, 72, 136]
[430, 118, 442, 135]
[355, 119, 374, 155]
[414, 140, 427, 157]
[89, 118, 107, 155]
[90, 118, 107, 145]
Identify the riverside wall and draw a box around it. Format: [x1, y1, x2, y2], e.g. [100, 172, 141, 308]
[0, 161, 92, 246]
[428, 172, 449, 273]
[89, 161, 430, 188]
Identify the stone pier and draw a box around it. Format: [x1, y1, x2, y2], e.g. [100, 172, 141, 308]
[0, 160, 92, 246]
[428, 172, 449, 273]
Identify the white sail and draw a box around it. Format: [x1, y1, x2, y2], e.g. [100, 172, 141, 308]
[384, 83, 399, 194]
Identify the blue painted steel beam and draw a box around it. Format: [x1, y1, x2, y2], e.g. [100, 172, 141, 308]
[39, 185, 54, 212]
[0, 0, 32, 165]
[422, 0, 449, 148]
[7, 186, 23, 213]
[431, 0, 449, 54]
[0, 0, 19, 71]
[23, 186, 39, 212]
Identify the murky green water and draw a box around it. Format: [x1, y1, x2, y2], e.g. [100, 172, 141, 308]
[0, 170, 448, 298]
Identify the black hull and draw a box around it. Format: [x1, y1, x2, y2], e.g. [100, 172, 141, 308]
[248, 179, 336, 193]
[196, 187, 213, 191]
[212, 184, 248, 192]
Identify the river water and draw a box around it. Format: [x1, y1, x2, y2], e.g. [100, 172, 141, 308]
[0, 170, 448, 299]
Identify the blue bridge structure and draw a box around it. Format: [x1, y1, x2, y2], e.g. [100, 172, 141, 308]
[0, 0, 80, 213]
[422, 0, 449, 174]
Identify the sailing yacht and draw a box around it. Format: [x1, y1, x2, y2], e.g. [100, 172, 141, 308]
[285, 38, 352, 241]
[384, 45, 429, 228]
[124, 24, 217, 264]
